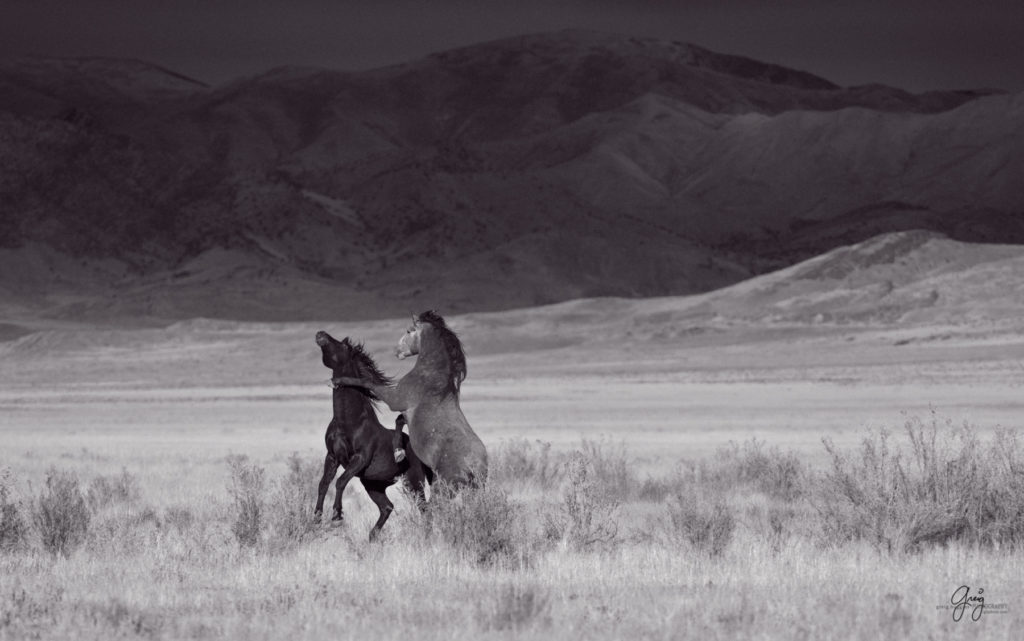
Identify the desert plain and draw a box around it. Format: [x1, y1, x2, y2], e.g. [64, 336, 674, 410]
[3, 271, 1024, 639]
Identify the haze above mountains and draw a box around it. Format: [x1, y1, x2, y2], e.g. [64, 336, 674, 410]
[1, 30, 1022, 329]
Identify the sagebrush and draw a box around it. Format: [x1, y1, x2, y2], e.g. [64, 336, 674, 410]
[544, 452, 620, 549]
[662, 489, 735, 556]
[33, 468, 91, 557]
[814, 415, 1024, 551]
[0, 469, 29, 552]
[226, 455, 265, 547]
[427, 482, 529, 566]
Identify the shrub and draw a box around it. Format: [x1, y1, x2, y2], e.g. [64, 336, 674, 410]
[0, 469, 29, 552]
[87, 505, 161, 554]
[580, 438, 638, 502]
[33, 468, 91, 557]
[163, 506, 194, 532]
[813, 415, 1024, 551]
[765, 505, 797, 553]
[86, 469, 140, 511]
[662, 490, 735, 556]
[974, 429, 1024, 544]
[476, 584, 550, 631]
[428, 482, 526, 566]
[707, 439, 805, 501]
[544, 452, 619, 549]
[226, 455, 265, 547]
[636, 473, 684, 502]
[87, 599, 164, 637]
[267, 453, 321, 550]
[489, 439, 562, 489]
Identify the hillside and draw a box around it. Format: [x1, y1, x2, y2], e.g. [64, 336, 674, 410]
[1, 30, 1021, 323]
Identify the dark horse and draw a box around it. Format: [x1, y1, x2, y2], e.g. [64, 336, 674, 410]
[331, 310, 488, 488]
[314, 330, 428, 540]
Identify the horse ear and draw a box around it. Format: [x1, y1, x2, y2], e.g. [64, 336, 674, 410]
[341, 336, 350, 345]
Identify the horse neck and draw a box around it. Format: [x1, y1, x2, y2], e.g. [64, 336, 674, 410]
[332, 366, 373, 425]
[411, 329, 450, 373]
[410, 329, 458, 398]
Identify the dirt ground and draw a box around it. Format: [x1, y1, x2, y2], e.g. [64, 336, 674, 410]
[2, 312, 1022, 486]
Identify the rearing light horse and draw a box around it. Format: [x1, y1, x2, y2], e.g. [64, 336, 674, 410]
[333, 310, 487, 488]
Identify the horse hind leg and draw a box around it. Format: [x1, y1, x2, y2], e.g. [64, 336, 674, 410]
[361, 480, 394, 541]
[402, 458, 428, 510]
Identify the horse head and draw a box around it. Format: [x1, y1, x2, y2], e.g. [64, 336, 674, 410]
[315, 330, 358, 378]
[397, 311, 466, 397]
[317, 330, 392, 389]
[395, 315, 423, 360]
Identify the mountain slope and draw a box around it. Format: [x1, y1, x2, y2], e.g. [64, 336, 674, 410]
[0, 30, 1020, 322]
[472, 230, 1024, 343]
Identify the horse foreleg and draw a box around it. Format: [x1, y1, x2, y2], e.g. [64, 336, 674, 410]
[314, 454, 338, 523]
[331, 453, 368, 522]
[361, 480, 395, 541]
[331, 377, 412, 412]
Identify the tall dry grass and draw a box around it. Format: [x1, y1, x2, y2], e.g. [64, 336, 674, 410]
[2, 418, 1022, 640]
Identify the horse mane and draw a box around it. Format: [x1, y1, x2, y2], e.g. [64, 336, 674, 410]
[343, 338, 393, 399]
[417, 310, 466, 398]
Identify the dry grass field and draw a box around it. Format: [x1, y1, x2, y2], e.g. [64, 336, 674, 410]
[2, 307, 1024, 640]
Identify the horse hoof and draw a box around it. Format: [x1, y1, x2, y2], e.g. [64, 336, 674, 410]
[330, 515, 344, 527]
[394, 448, 406, 463]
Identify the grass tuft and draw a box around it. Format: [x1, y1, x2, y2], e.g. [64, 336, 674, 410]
[662, 489, 735, 556]
[32, 468, 91, 557]
[579, 438, 638, 502]
[163, 505, 194, 532]
[226, 455, 265, 547]
[707, 438, 805, 501]
[0, 469, 29, 552]
[544, 452, 620, 549]
[86, 468, 141, 511]
[489, 438, 563, 488]
[476, 583, 551, 631]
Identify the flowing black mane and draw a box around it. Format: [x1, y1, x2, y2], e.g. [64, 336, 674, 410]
[344, 338, 393, 398]
[417, 310, 466, 398]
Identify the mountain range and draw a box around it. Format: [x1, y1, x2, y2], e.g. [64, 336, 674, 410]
[1, 30, 1022, 323]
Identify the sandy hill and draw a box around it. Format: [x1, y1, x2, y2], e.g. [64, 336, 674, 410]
[4, 230, 1024, 392]
[0, 30, 1021, 323]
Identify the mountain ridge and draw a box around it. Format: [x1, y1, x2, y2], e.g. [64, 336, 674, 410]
[0, 31, 1020, 323]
